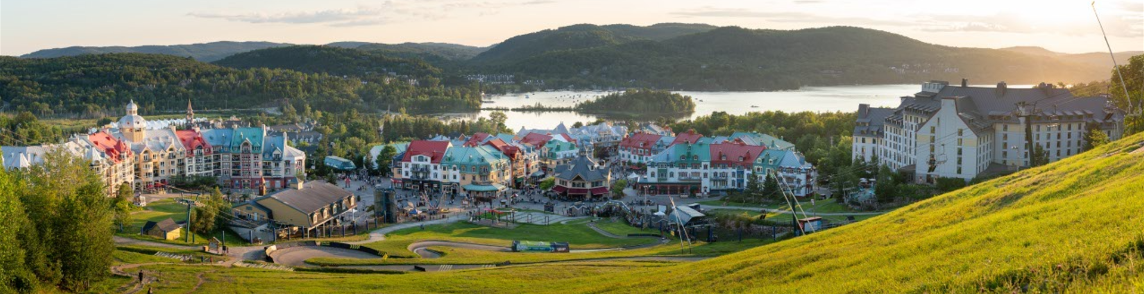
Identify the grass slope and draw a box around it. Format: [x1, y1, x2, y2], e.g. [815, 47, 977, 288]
[579, 132, 1144, 292]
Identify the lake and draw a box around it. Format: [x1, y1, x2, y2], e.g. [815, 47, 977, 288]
[439, 84, 919, 131]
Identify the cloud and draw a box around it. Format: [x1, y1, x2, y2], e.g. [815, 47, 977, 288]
[189, 0, 556, 27]
[671, 8, 916, 27]
[673, 6, 1142, 38]
[188, 6, 382, 25]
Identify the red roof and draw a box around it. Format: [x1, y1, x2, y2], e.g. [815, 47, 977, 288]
[88, 131, 133, 163]
[483, 138, 521, 160]
[520, 133, 553, 147]
[559, 133, 574, 143]
[403, 140, 451, 163]
[709, 139, 766, 168]
[175, 129, 212, 157]
[620, 133, 663, 150]
[672, 129, 704, 146]
[463, 132, 490, 147]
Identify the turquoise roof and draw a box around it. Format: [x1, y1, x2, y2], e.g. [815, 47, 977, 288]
[442, 145, 506, 173]
[754, 149, 788, 171]
[666, 140, 711, 163]
[494, 133, 515, 143]
[231, 128, 265, 153]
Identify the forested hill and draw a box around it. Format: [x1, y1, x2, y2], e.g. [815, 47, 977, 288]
[20, 41, 290, 62]
[469, 23, 716, 65]
[213, 45, 442, 79]
[356, 42, 489, 61]
[486, 26, 1117, 90]
[0, 53, 482, 118]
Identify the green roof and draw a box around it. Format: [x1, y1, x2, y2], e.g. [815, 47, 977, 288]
[463, 183, 506, 192]
[442, 145, 506, 172]
[668, 140, 710, 163]
[231, 127, 265, 152]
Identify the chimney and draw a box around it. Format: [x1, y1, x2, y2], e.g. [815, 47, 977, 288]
[293, 178, 305, 190]
[961, 78, 968, 87]
[858, 104, 870, 116]
[996, 82, 1008, 97]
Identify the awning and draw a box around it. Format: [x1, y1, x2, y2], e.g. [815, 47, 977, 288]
[568, 188, 589, 194]
[590, 187, 609, 195]
[530, 171, 546, 177]
[463, 184, 507, 192]
[552, 186, 567, 193]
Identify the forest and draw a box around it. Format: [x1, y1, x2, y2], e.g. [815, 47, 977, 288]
[575, 89, 695, 115]
[0, 53, 482, 119]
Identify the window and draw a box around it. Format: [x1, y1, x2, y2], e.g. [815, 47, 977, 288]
[958, 129, 963, 136]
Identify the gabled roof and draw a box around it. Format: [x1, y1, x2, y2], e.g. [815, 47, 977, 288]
[520, 133, 553, 147]
[545, 139, 577, 152]
[853, 104, 895, 137]
[142, 218, 181, 233]
[1, 145, 48, 169]
[88, 131, 133, 163]
[259, 182, 352, 214]
[231, 127, 265, 152]
[463, 133, 491, 147]
[442, 145, 505, 168]
[553, 122, 570, 135]
[620, 133, 663, 149]
[176, 129, 212, 157]
[710, 139, 767, 168]
[554, 155, 608, 182]
[730, 132, 795, 151]
[671, 129, 704, 146]
[403, 140, 451, 163]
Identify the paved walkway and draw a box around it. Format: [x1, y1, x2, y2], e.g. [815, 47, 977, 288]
[702, 205, 886, 216]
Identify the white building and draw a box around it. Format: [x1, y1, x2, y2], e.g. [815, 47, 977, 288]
[855, 80, 1124, 183]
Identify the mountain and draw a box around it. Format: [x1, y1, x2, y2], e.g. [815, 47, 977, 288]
[325, 41, 374, 49]
[1001, 46, 1142, 77]
[357, 42, 489, 61]
[20, 41, 290, 62]
[583, 131, 1144, 292]
[492, 26, 1128, 90]
[599, 23, 717, 41]
[214, 45, 442, 79]
[470, 23, 717, 65]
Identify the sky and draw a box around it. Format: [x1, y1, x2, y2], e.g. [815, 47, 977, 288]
[1, 0, 1141, 56]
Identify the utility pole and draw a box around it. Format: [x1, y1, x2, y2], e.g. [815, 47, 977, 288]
[1092, 1, 1135, 116]
[1016, 102, 1037, 168]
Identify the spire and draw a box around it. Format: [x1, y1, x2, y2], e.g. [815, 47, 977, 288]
[186, 99, 194, 128]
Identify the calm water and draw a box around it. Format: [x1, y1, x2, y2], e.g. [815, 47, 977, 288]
[441, 84, 920, 131]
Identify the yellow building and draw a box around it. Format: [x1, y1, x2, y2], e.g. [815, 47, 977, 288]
[141, 218, 182, 240]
